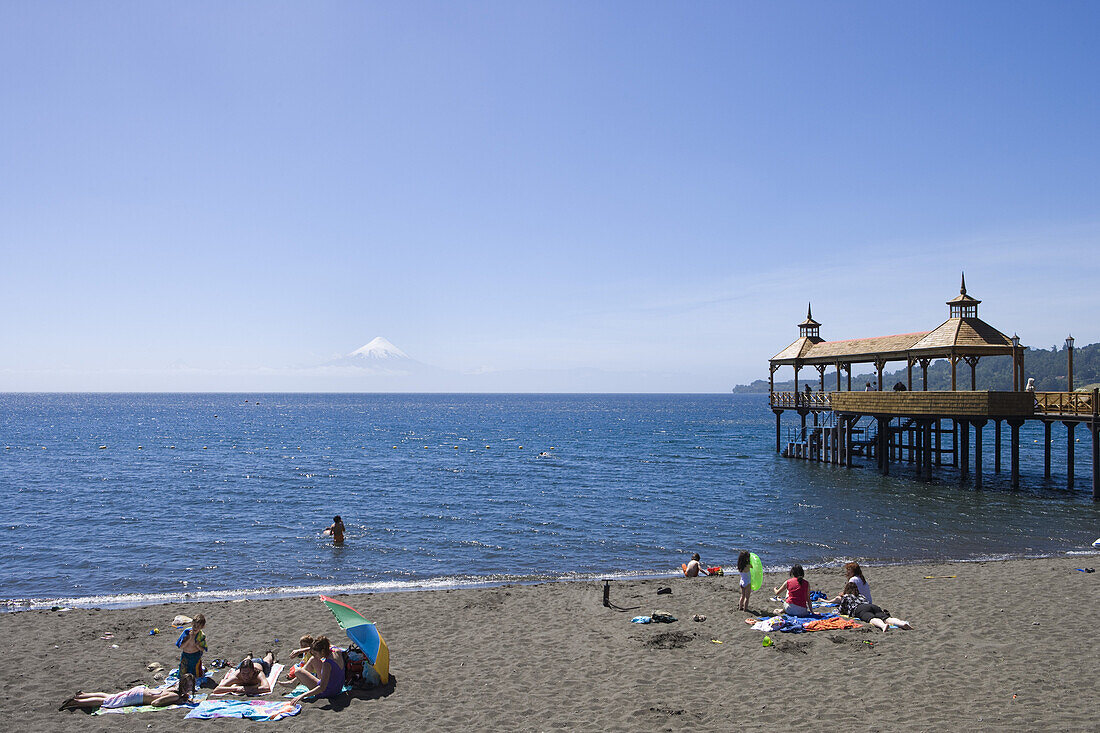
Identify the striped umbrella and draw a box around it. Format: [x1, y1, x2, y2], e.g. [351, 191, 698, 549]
[319, 595, 390, 684]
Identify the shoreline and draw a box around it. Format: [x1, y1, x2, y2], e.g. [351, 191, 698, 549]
[6, 547, 1098, 614]
[3, 555, 1097, 731]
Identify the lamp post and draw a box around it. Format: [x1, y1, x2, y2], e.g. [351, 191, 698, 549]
[1066, 335, 1075, 392]
[1011, 333, 1021, 390]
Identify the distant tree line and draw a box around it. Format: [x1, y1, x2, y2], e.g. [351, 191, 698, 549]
[733, 342, 1100, 393]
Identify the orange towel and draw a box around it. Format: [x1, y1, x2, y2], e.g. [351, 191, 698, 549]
[802, 617, 862, 632]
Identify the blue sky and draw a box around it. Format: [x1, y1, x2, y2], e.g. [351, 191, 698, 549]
[2, 2, 1098, 391]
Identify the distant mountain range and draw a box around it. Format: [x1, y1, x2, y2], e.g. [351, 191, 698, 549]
[733, 341, 1100, 393]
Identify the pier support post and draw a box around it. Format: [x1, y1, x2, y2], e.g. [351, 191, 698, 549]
[994, 420, 1001, 473]
[878, 416, 889, 475]
[960, 420, 970, 475]
[774, 411, 782, 453]
[973, 420, 986, 489]
[924, 420, 934, 477]
[1065, 421, 1076, 489]
[935, 419, 942, 466]
[1093, 423, 1099, 501]
[1009, 420, 1023, 488]
[951, 420, 958, 467]
[914, 421, 923, 478]
[845, 416, 854, 467]
[1044, 421, 1052, 478]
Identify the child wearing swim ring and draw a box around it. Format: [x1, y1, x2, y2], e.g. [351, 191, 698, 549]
[736, 551, 752, 611]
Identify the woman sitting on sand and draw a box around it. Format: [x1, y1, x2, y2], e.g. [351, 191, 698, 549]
[289, 636, 345, 705]
[832, 582, 912, 632]
[840, 561, 872, 604]
[774, 564, 812, 617]
[212, 652, 276, 695]
[60, 673, 194, 710]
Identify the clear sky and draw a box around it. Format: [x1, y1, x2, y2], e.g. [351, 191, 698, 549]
[2, 2, 1098, 391]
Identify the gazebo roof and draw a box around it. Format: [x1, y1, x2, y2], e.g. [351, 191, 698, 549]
[770, 318, 1015, 365]
[769, 276, 1018, 366]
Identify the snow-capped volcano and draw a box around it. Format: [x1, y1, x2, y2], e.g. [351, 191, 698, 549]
[350, 336, 410, 361]
[326, 337, 431, 375]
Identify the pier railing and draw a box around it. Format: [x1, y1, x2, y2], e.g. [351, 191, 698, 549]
[1033, 391, 1096, 416]
[770, 392, 831, 410]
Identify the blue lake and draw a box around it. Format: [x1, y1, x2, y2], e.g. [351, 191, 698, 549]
[1, 393, 1096, 610]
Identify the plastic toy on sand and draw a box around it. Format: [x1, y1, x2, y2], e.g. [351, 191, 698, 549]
[749, 552, 763, 591]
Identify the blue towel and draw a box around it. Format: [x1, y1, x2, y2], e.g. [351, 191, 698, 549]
[630, 616, 652, 624]
[184, 699, 301, 721]
[778, 612, 840, 633]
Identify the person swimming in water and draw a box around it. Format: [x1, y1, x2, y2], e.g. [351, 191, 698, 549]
[323, 516, 345, 544]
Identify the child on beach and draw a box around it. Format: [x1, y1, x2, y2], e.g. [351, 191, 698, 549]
[176, 614, 207, 678]
[287, 634, 314, 681]
[842, 561, 872, 603]
[323, 516, 345, 544]
[774, 564, 812, 617]
[736, 551, 752, 611]
[683, 553, 709, 577]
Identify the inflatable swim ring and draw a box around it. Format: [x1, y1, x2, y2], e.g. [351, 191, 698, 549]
[749, 552, 763, 591]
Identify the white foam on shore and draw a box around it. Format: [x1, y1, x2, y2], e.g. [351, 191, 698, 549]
[6, 549, 1097, 613]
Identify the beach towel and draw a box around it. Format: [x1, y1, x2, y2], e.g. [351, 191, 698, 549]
[283, 682, 354, 699]
[185, 699, 301, 721]
[750, 613, 846, 633]
[802, 617, 862, 632]
[164, 666, 218, 690]
[631, 616, 652, 624]
[779, 613, 843, 633]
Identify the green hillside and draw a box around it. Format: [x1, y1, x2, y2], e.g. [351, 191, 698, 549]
[733, 342, 1100, 393]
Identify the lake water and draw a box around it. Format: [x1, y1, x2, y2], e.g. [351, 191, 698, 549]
[2, 393, 1096, 610]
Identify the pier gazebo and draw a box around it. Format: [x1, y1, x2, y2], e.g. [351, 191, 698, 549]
[767, 276, 1098, 499]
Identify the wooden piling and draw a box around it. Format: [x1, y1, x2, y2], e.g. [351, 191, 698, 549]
[1009, 420, 1022, 488]
[994, 420, 1001, 473]
[924, 420, 934, 476]
[960, 420, 970, 474]
[974, 419, 986, 489]
[1065, 421, 1076, 489]
[1044, 421, 1052, 478]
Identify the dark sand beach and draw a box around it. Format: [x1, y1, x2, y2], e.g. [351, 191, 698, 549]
[2, 557, 1097, 731]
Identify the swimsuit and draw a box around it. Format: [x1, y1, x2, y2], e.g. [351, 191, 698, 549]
[319, 657, 346, 698]
[101, 686, 146, 708]
[180, 650, 203, 676]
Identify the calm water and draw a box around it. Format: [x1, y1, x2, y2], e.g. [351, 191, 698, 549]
[1, 393, 1097, 610]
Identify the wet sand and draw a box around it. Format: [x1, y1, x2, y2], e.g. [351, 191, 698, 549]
[1, 556, 1097, 731]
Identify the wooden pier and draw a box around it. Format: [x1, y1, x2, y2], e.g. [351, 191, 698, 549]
[768, 277, 1099, 500]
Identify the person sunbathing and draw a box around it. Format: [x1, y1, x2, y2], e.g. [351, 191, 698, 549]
[831, 581, 913, 632]
[212, 652, 276, 695]
[60, 673, 194, 710]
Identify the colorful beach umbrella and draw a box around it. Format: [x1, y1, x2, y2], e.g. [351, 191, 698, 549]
[319, 595, 390, 684]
